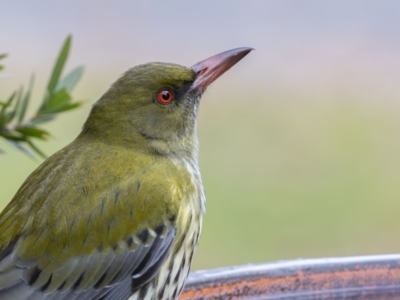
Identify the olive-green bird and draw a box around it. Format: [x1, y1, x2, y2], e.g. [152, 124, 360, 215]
[0, 47, 252, 300]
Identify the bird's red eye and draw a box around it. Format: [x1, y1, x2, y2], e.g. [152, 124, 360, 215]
[157, 90, 174, 105]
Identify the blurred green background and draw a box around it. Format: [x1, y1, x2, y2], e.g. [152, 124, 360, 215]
[2, 1, 400, 271]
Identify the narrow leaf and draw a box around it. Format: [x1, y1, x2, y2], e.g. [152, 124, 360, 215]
[30, 114, 56, 126]
[42, 88, 71, 113]
[15, 127, 50, 140]
[47, 35, 71, 94]
[44, 102, 82, 114]
[5, 110, 17, 123]
[25, 140, 47, 159]
[0, 114, 6, 129]
[0, 131, 25, 141]
[0, 89, 21, 128]
[0, 91, 16, 114]
[6, 140, 36, 157]
[55, 65, 84, 92]
[0, 54, 7, 72]
[18, 75, 34, 124]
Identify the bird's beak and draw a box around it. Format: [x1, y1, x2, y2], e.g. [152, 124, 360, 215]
[190, 47, 253, 94]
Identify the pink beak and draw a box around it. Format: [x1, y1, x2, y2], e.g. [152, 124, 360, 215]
[190, 47, 253, 94]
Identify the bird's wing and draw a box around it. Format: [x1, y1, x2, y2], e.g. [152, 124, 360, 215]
[0, 151, 181, 299]
[0, 226, 175, 300]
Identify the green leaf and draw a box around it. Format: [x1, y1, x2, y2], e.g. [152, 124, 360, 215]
[48, 88, 71, 109]
[17, 75, 34, 124]
[0, 90, 21, 129]
[0, 115, 5, 129]
[0, 131, 25, 142]
[58, 102, 82, 113]
[1, 35, 84, 159]
[46, 35, 71, 94]
[30, 114, 56, 125]
[25, 140, 46, 159]
[0, 54, 7, 72]
[5, 110, 17, 124]
[40, 88, 72, 114]
[0, 91, 16, 114]
[43, 101, 82, 114]
[2, 88, 23, 126]
[15, 127, 50, 140]
[7, 140, 36, 157]
[55, 65, 84, 92]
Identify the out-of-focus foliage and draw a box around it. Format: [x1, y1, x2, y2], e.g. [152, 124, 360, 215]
[0, 35, 83, 158]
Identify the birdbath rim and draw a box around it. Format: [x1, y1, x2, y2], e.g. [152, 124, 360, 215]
[181, 254, 400, 299]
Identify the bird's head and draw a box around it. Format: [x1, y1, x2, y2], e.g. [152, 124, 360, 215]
[81, 48, 252, 156]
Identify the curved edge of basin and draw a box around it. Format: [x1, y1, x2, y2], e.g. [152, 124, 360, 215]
[181, 254, 400, 299]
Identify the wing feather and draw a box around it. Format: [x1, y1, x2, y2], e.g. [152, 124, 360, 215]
[0, 141, 181, 299]
[0, 245, 14, 272]
[71, 252, 110, 291]
[0, 268, 22, 288]
[0, 280, 33, 299]
[44, 258, 80, 292]
[109, 251, 138, 285]
[0, 224, 176, 299]
[94, 248, 130, 288]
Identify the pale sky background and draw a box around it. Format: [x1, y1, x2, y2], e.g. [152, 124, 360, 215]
[2, 1, 400, 269]
[3, 1, 400, 102]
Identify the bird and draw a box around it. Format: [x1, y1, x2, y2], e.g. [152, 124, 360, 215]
[0, 47, 252, 300]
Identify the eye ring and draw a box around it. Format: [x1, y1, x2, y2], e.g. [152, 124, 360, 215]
[156, 89, 174, 105]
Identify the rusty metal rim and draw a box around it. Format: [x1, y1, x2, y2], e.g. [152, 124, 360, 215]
[181, 254, 400, 299]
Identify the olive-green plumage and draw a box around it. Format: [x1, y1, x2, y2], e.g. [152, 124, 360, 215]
[0, 48, 252, 300]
